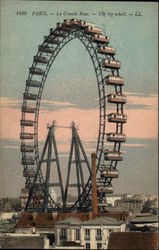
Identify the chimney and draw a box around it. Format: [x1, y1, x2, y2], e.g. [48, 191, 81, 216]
[33, 212, 38, 221]
[91, 153, 98, 214]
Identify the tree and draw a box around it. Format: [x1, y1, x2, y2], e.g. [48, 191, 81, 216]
[141, 199, 158, 214]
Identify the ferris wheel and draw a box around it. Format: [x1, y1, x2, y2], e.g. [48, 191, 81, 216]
[20, 19, 127, 212]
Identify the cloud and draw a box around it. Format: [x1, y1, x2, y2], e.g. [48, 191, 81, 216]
[0, 97, 76, 110]
[125, 108, 158, 138]
[0, 145, 19, 149]
[40, 100, 77, 111]
[125, 93, 158, 109]
[41, 100, 76, 107]
[1, 92, 157, 111]
[0, 95, 158, 145]
[125, 92, 146, 96]
[122, 143, 147, 148]
[0, 97, 22, 109]
[38, 107, 99, 142]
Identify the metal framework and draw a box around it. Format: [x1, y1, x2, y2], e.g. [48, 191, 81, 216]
[25, 122, 65, 212]
[20, 19, 127, 212]
[65, 122, 91, 210]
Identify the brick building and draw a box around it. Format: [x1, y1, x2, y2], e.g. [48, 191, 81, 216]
[108, 232, 158, 250]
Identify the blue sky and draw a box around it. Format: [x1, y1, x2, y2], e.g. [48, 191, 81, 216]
[1, 1, 158, 99]
[0, 1, 158, 197]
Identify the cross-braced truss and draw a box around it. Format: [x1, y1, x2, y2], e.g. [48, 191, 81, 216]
[65, 122, 92, 209]
[25, 122, 65, 212]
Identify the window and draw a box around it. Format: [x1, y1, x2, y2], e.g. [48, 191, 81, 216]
[97, 229, 101, 236]
[85, 229, 90, 236]
[96, 229, 102, 240]
[85, 243, 90, 250]
[84, 229, 90, 240]
[60, 228, 67, 240]
[75, 229, 80, 240]
[97, 243, 102, 249]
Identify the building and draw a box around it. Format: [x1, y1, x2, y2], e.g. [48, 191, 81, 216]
[144, 194, 158, 202]
[105, 194, 122, 207]
[107, 232, 158, 250]
[55, 216, 126, 249]
[15, 212, 56, 246]
[0, 197, 21, 212]
[0, 233, 49, 249]
[129, 213, 158, 232]
[0, 212, 21, 233]
[14, 209, 129, 248]
[115, 196, 145, 213]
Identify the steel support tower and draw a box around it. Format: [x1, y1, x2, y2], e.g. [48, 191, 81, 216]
[25, 122, 65, 212]
[65, 122, 92, 209]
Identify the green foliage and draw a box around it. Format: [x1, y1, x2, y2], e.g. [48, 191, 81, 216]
[141, 199, 158, 214]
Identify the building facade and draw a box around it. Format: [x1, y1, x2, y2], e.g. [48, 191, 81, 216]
[0, 233, 49, 249]
[105, 194, 122, 207]
[115, 197, 145, 213]
[55, 216, 126, 249]
[129, 213, 158, 232]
